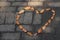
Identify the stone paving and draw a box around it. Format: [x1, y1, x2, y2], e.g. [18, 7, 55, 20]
[0, 0, 60, 40]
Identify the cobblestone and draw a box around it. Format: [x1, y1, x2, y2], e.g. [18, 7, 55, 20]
[0, 1, 59, 40]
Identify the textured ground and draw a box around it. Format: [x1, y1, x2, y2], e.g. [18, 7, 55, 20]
[0, 0, 60, 40]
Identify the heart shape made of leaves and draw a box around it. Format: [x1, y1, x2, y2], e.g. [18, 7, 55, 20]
[16, 6, 56, 36]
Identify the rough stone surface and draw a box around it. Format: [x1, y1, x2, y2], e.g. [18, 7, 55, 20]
[0, 0, 7, 1]
[0, 2, 10, 6]
[0, 0, 59, 40]
[7, 0, 15, 1]
[12, 2, 27, 6]
[16, 0, 28, 2]
[42, 33, 55, 40]
[0, 7, 16, 12]
[33, 14, 41, 24]
[23, 11, 33, 24]
[17, 25, 33, 32]
[22, 33, 43, 40]
[5, 13, 15, 24]
[18, 7, 24, 11]
[2, 33, 20, 40]
[19, 14, 25, 24]
[0, 13, 5, 24]
[0, 25, 15, 31]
